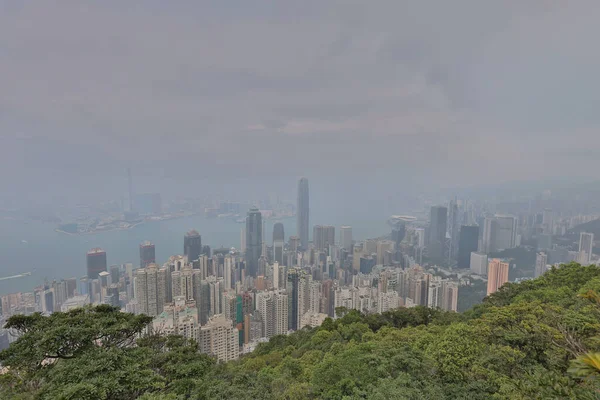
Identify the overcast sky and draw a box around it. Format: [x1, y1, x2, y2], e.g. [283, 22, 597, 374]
[1, 1, 599, 207]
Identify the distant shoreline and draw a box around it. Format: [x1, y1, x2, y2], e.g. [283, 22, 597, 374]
[55, 221, 144, 236]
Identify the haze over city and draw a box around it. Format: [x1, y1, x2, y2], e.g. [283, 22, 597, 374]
[3, 3, 600, 399]
[2, 1, 600, 209]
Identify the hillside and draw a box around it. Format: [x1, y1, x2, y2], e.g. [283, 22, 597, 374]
[3, 263, 600, 399]
[569, 218, 600, 235]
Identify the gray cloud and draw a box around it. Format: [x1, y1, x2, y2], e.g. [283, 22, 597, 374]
[1, 1, 599, 204]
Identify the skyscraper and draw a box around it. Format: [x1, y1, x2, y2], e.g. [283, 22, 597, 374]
[391, 223, 406, 262]
[287, 268, 299, 331]
[494, 215, 518, 250]
[447, 200, 460, 259]
[184, 230, 202, 262]
[86, 248, 107, 279]
[272, 223, 285, 265]
[313, 225, 335, 253]
[135, 263, 167, 317]
[487, 259, 509, 295]
[578, 232, 594, 265]
[297, 178, 309, 250]
[340, 226, 353, 251]
[483, 215, 517, 253]
[289, 236, 300, 253]
[245, 208, 262, 277]
[428, 206, 447, 260]
[535, 252, 548, 278]
[198, 314, 239, 362]
[470, 252, 488, 276]
[457, 226, 479, 269]
[256, 290, 288, 339]
[139, 241, 156, 268]
[482, 217, 497, 253]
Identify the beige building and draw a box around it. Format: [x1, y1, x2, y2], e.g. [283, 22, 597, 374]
[487, 259, 509, 295]
[300, 312, 328, 328]
[199, 314, 239, 362]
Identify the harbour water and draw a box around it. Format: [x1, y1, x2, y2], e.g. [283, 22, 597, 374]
[0, 210, 389, 295]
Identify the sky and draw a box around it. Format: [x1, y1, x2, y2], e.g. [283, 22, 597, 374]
[1, 1, 599, 208]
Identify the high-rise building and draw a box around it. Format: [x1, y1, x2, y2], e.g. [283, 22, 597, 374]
[184, 230, 202, 262]
[578, 232, 594, 265]
[470, 252, 488, 276]
[86, 248, 107, 279]
[457, 226, 479, 269]
[313, 225, 335, 253]
[495, 215, 518, 251]
[255, 290, 288, 339]
[428, 206, 447, 260]
[109, 265, 120, 284]
[139, 241, 156, 268]
[487, 259, 509, 295]
[376, 241, 394, 265]
[483, 215, 517, 253]
[134, 263, 167, 317]
[287, 269, 299, 331]
[414, 228, 426, 248]
[340, 226, 353, 251]
[543, 208, 554, 235]
[482, 217, 497, 253]
[535, 252, 548, 278]
[297, 178, 309, 250]
[240, 227, 246, 255]
[447, 200, 460, 260]
[171, 265, 194, 301]
[289, 236, 300, 253]
[224, 255, 234, 290]
[272, 262, 280, 290]
[198, 314, 239, 362]
[391, 224, 406, 262]
[273, 223, 285, 265]
[153, 296, 199, 341]
[245, 208, 262, 277]
[441, 281, 459, 312]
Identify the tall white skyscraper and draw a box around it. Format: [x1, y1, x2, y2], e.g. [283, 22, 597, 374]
[256, 290, 288, 339]
[171, 265, 193, 301]
[441, 281, 459, 312]
[224, 255, 234, 290]
[134, 263, 167, 317]
[578, 232, 594, 265]
[297, 273, 313, 328]
[206, 276, 224, 317]
[272, 262, 280, 290]
[340, 226, 353, 250]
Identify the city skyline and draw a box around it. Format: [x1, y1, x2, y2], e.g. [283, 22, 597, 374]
[2, 3, 600, 397]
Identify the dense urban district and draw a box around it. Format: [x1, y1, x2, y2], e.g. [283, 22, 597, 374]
[2, 179, 600, 398]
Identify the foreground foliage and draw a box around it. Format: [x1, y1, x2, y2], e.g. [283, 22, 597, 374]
[2, 263, 600, 399]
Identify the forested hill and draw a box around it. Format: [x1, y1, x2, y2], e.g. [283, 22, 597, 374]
[3, 263, 600, 399]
